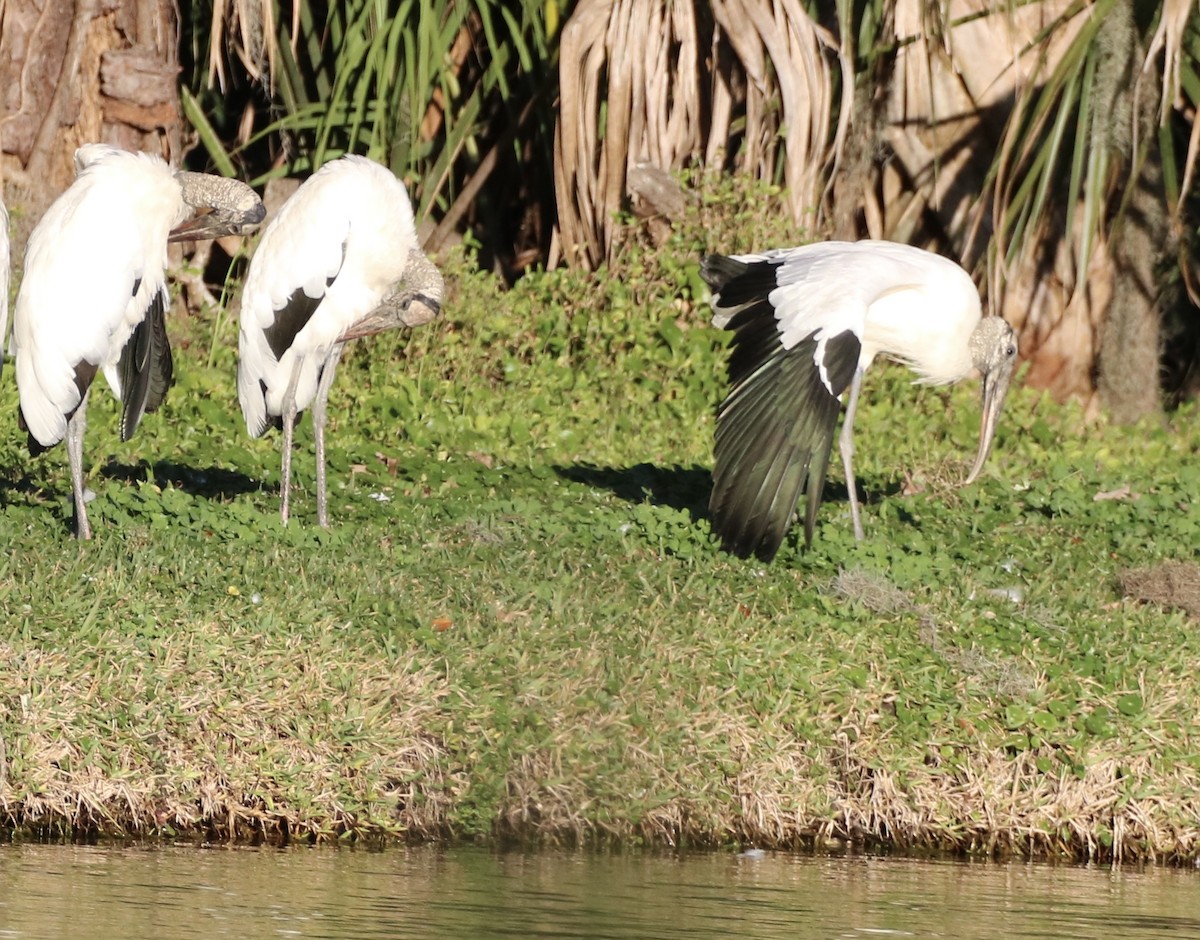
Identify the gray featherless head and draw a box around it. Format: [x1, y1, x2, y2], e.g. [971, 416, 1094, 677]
[170, 172, 266, 242]
[338, 246, 444, 342]
[964, 316, 1019, 485]
[969, 316, 1018, 377]
[396, 246, 445, 326]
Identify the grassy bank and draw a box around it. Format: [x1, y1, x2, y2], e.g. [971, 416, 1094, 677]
[1, 187, 1199, 862]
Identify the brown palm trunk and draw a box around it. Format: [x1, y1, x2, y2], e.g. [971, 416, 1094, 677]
[1098, 152, 1170, 423]
[1, 0, 183, 246]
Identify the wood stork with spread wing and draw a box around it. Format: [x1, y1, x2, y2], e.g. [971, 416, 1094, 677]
[237, 155, 444, 527]
[703, 240, 1018, 560]
[13, 144, 266, 539]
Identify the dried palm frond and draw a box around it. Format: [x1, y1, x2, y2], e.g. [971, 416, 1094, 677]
[1142, 0, 1193, 125]
[207, 0, 278, 92]
[554, 0, 705, 267]
[710, 0, 851, 224]
[554, 0, 851, 269]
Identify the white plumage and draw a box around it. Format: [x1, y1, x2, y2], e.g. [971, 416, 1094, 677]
[12, 144, 265, 538]
[15, 146, 182, 448]
[703, 240, 1018, 559]
[0, 192, 9, 375]
[238, 154, 444, 527]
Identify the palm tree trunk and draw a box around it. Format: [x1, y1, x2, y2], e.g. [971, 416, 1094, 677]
[1097, 152, 1170, 422]
[1, 0, 183, 244]
[1094, 3, 1168, 423]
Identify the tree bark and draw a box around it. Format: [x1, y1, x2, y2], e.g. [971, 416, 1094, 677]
[1094, 3, 1168, 423]
[1097, 154, 1170, 422]
[1, 0, 182, 250]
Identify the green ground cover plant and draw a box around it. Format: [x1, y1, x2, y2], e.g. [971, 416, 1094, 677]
[0, 178, 1197, 861]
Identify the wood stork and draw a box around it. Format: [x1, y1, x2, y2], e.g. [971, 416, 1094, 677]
[237, 155, 444, 527]
[12, 144, 266, 539]
[0, 193, 9, 375]
[702, 240, 1018, 560]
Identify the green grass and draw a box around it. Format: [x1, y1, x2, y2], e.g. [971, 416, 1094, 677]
[1, 186, 1199, 861]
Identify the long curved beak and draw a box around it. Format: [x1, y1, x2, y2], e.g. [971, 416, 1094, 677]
[169, 172, 266, 243]
[339, 294, 442, 342]
[965, 361, 1014, 484]
[168, 203, 266, 243]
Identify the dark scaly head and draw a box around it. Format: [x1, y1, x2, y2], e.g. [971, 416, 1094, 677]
[394, 246, 445, 327]
[965, 316, 1018, 484]
[340, 247, 445, 342]
[169, 172, 266, 242]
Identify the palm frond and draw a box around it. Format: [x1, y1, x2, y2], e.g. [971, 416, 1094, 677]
[554, 0, 850, 269]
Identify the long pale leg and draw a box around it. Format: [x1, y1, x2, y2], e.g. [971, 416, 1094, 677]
[279, 361, 303, 526]
[838, 368, 866, 541]
[66, 392, 91, 540]
[311, 343, 345, 529]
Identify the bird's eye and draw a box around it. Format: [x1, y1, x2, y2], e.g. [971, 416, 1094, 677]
[1006, 345, 1016, 357]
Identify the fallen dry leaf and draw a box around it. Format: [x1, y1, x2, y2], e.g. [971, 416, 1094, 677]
[1093, 485, 1136, 502]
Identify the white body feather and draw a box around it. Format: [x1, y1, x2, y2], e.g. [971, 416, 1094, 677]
[13, 145, 187, 447]
[724, 240, 983, 386]
[238, 155, 421, 437]
[0, 194, 9, 368]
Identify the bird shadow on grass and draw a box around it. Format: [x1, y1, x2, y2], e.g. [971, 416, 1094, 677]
[554, 461, 902, 542]
[99, 459, 263, 500]
[553, 462, 713, 523]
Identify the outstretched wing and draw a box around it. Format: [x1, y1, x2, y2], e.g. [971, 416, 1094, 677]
[705, 253, 861, 560]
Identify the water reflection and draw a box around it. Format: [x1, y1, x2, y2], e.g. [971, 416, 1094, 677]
[0, 844, 1197, 939]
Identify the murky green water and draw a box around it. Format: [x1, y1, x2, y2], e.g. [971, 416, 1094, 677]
[0, 844, 1198, 938]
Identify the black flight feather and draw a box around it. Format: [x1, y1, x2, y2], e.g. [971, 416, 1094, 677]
[701, 253, 781, 305]
[265, 287, 324, 361]
[257, 255, 344, 434]
[708, 257, 861, 560]
[264, 245, 345, 361]
[117, 286, 173, 441]
[144, 287, 175, 415]
[257, 285, 326, 434]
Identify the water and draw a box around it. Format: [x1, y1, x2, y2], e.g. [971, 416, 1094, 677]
[1, 844, 1198, 938]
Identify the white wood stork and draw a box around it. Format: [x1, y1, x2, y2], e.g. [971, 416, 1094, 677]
[12, 144, 266, 539]
[0, 192, 9, 375]
[237, 155, 444, 527]
[703, 240, 1018, 560]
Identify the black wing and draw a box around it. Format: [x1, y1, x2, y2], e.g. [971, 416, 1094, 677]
[255, 248, 346, 432]
[117, 285, 173, 442]
[263, 244, 347, 361]
[265, 287, 324, 362]
[144, 286, 174, 415]
[706, 254, 860, 560]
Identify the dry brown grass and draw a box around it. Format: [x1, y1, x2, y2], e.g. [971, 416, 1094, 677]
[2, 601, 1196, 862]
[481, 691, 1200, 862]
[1119, 562, 1200, 619]
[0, 622, 455, 842]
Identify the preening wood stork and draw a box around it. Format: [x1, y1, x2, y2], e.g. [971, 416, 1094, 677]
[703, 240, 1018, 560]
[237, 155, 444, 527]
[13, 144, 266, 539]
[0, 193, 9, 375]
